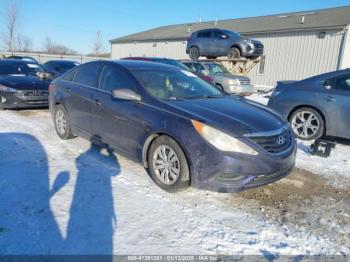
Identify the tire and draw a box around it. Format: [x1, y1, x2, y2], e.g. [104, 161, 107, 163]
[189, 46, 200, 60]
[54, 104, 75, 140]
[228, 47, 241, 59]
[289, 107, 324, 141]
[148, 135, 190, 192]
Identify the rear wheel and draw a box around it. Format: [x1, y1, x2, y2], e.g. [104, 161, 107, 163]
[148, 135, 190, 192]
[189, 47, 200, 60]
[54, 104, 75, 140]
[289, 107, 324, 140]
[228, 47, 241, 59]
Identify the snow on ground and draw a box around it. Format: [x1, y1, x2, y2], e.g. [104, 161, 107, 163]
[0, 109, 350, 256]
[248, 93, 350, 189]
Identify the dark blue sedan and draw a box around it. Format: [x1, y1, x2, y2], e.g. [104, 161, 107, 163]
[49, 60, 296, 193]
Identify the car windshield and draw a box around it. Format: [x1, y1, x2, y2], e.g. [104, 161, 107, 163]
[204, 63, 230, 75]
[0, 62, 45, 76]
[132, 68, 224, 100]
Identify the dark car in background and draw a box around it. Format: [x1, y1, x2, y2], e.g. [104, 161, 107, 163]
[0, 60, 51, 109]
[42, 60, 80, 78]
[122, 57, 215, 84]
[186, 28, 264, 60]
[50, 60, 296, 193]
[6, 55, 39, 64]
[183, 61, 254, 95]
[268, 69, 350, 140]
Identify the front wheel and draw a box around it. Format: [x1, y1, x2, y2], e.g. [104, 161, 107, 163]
[148, 135, 190, 192]
[54, 104, 75, 140]
[189, 47, 200, 60]
[228, 47, 241, 59]
[289, 107, 324, 140]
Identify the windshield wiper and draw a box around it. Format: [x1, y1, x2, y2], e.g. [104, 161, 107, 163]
[190, 95, 224, 99]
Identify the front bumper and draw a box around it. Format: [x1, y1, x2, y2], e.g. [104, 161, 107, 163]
[0, 91, 48, 109]
[241, 43, 264, 57]
[226, 84, 255, 95]
[182, 129, 297, 193]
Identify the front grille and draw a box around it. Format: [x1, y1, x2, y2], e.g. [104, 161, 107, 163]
[239, 79, 251, 86]
[24, 90, 49, 96]
[247, 128, 293, 154]
[254, 43, 264, 49]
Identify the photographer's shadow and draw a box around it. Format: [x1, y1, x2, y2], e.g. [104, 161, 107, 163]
[64, 143, 120, 254]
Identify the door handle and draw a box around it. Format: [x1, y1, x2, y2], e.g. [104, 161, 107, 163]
[323, 96, 336, 102]
[95, 99, 102, 106]
[65, 87, 71, 93]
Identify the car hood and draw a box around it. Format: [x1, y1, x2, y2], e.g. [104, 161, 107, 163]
[165, 96, 286, 137]
[0, 75, 51, 90]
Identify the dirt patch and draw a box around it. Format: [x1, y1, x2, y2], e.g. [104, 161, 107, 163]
[14, 109, 49, 117]
[237, 168, 350, 249]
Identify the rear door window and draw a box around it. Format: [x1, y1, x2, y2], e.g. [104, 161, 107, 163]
[197, 30, 212, 38]
[74, 63, 102, 88]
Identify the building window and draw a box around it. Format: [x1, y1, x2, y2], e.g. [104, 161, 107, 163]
[258, 55, 266, 75]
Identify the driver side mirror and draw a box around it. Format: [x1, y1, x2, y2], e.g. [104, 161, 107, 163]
[112, 88, 141, 102]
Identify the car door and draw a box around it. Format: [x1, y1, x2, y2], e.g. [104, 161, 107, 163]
[319, 74, 350, 138]
[65, 63, 102, 137]
[92, 64, 144, 159]
[213, 29, 229, 55]
[197, 30, 213, 56]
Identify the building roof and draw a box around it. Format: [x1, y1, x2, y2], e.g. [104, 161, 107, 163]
[110, 6, 350, 43]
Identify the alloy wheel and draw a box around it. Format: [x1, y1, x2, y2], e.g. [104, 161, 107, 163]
[152, 145, 180, 185]
[56, 109, 67, 135]
[291, 110, 320, 139]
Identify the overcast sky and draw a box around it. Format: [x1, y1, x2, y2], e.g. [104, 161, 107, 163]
[0, 0, 349, 54]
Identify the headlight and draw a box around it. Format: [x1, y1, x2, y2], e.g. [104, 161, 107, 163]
[191, 120, 258, 155]
[0, 84, 17, 93]
[242, 39, 253, 44]
[228, 79, 240, 85]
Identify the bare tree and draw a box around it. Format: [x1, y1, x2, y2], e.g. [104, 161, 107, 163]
[92, 31, 104, 56]
[2, 1, 19, 51]
[42, 36, 78, 55]
[16, 34, 32, 52]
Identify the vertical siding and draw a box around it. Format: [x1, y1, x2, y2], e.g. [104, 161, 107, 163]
[111, 40, 188, 59]
[247, 29, 344, 87]
[111, 29, 345, 87]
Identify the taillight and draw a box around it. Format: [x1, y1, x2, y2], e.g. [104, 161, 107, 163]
[48, 84, 55, 93]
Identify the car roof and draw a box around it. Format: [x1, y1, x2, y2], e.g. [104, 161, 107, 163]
[304, 68, 350, 81]
[44, 60, 79, 64]
[105, 60, 181, 70]
[123, 57, 177, 62]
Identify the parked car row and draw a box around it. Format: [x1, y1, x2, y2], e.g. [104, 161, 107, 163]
[1, 52, 349, 193]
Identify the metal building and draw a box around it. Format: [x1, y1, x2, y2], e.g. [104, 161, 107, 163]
[110, 6, 350, 88]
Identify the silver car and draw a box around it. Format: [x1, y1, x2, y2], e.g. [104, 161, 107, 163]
[183, 61, 254, 96]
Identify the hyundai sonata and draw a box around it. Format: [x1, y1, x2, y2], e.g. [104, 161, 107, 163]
[49, 60, 296, 192]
